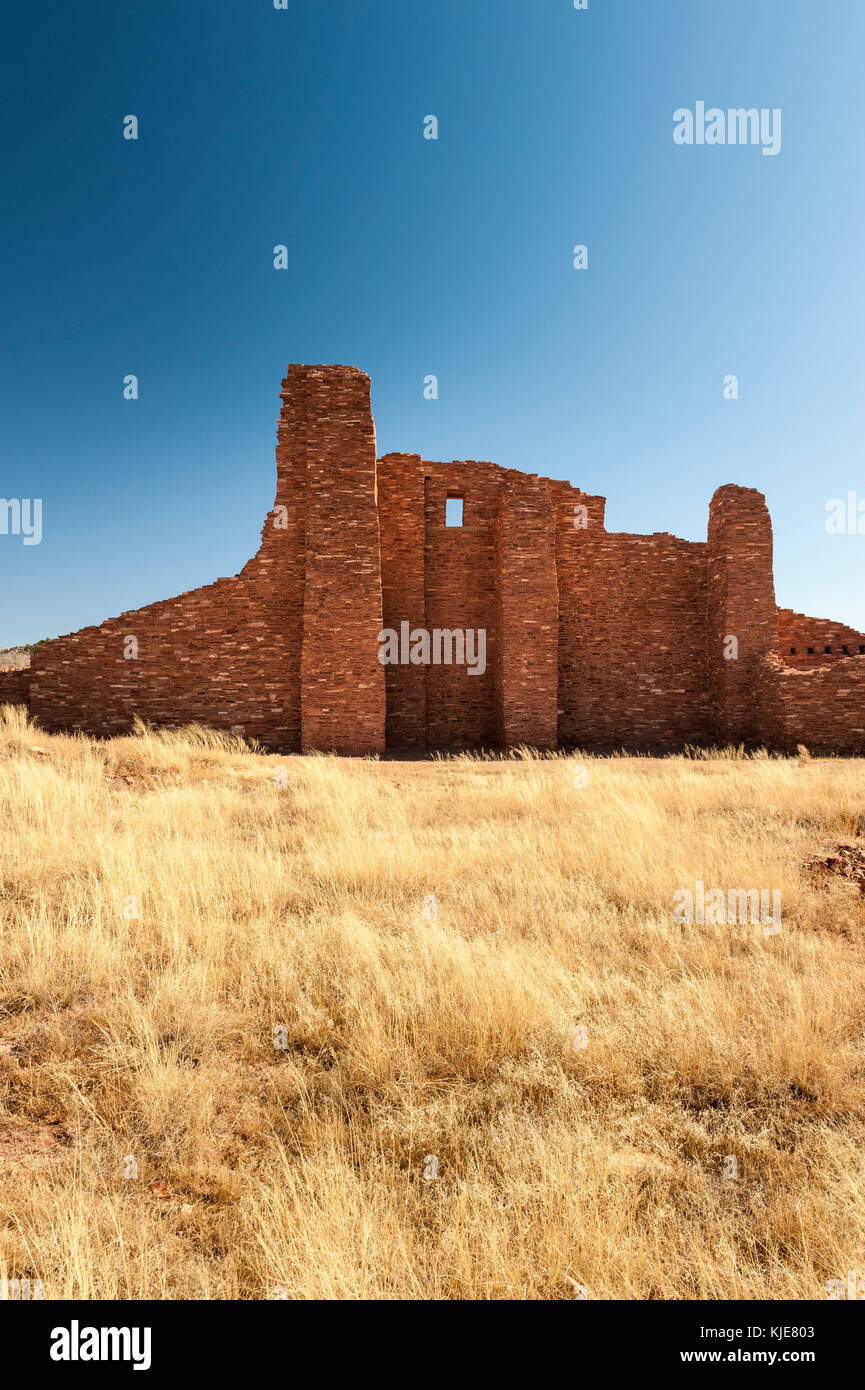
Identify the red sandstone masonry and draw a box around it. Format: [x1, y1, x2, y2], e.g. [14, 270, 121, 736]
[552, 481, 712, 749]
[422, 461, 500, 747]
[495, 476, 558, 749]
[707, 486, 779, 744]
[292, 367, 386, 755]
[777, 609, 865, 668]
[0, 669, 31, 707]
[8, 365, 865, 753]
[378, 453, 427, 749]
[756, 653, 865, 753]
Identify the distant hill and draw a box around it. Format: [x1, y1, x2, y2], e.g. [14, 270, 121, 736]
[0, 644, 38, 671]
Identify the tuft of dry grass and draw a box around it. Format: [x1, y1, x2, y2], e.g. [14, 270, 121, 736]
[0, 703, 863, 1300]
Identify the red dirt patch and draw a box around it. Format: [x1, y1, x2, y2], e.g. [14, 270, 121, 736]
[804, 844, 865, 895]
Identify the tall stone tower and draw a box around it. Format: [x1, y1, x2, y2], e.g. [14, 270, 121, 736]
[276, 364, 386, 754]
[706, 485, 779, 743]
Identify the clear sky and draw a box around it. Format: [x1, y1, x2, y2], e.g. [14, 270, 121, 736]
[2, 0, 864, 644]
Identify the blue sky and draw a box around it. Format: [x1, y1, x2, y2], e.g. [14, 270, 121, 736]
[2, 0, 864, 643]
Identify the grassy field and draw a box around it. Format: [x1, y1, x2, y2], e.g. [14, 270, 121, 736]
[0, 702, 863, 1300]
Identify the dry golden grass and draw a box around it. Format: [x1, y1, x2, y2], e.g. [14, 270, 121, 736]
[0, 703, 863, 1300]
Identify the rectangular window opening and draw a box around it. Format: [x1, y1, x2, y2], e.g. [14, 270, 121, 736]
[445, 497, 464, 527]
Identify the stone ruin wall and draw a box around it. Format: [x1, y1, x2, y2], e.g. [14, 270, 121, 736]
[778, 609, 865, 667]
[1, 363, 864, 754]
[0, 668, 31, 708]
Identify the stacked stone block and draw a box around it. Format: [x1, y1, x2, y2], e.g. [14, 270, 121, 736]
[3, 365, 863, 754]
[494, 475, 558, 749]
